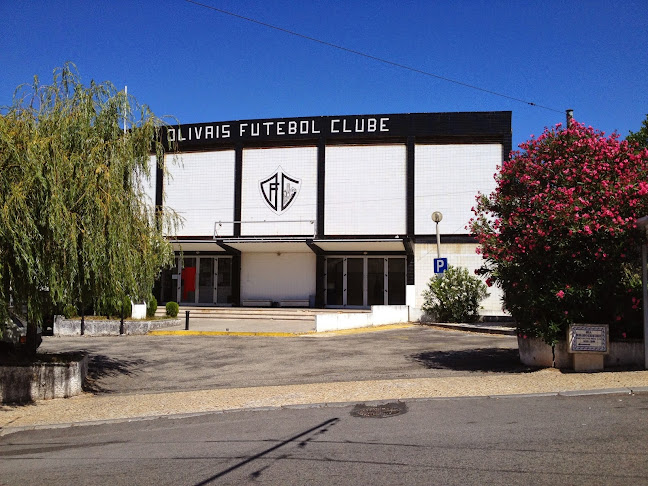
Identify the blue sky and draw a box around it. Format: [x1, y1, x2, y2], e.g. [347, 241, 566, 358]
[1, 0, 646, 149]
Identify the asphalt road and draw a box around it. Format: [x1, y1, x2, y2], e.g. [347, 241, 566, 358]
[38, 326, 522, 394]
[2, 393, 647, 485]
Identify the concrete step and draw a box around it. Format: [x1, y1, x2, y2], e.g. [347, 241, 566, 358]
[154, 306, 370, 321]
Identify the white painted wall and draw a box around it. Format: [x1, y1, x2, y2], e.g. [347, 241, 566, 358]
[414, 242, 505, 316]
[241, 146, 317, 236]
[165, 151, 235, 237]
[240, 252, 316, 301]
[325, 144, 406, 235]
[415, 144, 501, 235]
[314, 305, 410, 332]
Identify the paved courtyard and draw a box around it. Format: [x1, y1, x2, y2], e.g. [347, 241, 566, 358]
[39, 325, 521, 395]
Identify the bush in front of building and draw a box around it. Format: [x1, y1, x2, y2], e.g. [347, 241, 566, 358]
[97, 297, 132, 319]
[470, 121, 648, 345]
[422, 266, 489, 323]
[166, 301, 179, 318]
[63, 304, 77, 319]
[146, 296, 158, 318]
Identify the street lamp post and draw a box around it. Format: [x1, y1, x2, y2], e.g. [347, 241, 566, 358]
[637, 216, 648, 370]
[431, 211, 443, 259]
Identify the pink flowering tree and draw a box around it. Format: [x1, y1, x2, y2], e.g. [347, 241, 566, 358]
[470, 122, 648, 344]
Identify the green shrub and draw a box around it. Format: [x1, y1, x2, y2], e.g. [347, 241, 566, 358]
[165, 301, 179, 318]
[122, 297, 132, 318]
[97, 297, 132, 319]
[422, 265, 489, 323]
[146, 296, 158, 318]
[63, 304, 77, 319]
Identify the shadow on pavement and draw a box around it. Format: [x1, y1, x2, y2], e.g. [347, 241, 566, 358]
[410, 348, 539, 373]
[84, 354, 146, 393]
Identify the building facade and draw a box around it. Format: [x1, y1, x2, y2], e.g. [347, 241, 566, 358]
[149, 111, 511, 314]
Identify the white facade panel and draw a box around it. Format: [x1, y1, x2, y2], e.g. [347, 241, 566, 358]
[325, 145, 406, 235]
[240, 252, 316, 301]
[165, 151, 235, 237]
[241, 147, 317, 236]
[415, 144, 501, 235]
[414, 242, 505, 316]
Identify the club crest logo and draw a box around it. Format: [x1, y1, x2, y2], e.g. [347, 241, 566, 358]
[259, 166, 301, 214]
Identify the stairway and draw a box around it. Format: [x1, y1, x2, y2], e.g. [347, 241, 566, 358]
[155, 306, 370, 323]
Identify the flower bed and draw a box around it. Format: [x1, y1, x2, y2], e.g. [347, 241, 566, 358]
[53, 316, 181, 336]
[0, 352, 88, 403]
[518, 335, 644, 369]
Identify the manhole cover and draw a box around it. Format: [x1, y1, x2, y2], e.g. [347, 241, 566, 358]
[350, 402, 407, 419]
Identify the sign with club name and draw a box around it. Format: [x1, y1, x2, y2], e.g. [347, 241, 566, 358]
[165, 115, 392, 147]
[159, 112, 513, 150]
[568, 324, 609, 353]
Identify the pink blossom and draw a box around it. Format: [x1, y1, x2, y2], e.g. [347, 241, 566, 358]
[556, 290, 565, 299]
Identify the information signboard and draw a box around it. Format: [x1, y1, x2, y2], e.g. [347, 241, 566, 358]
[568, 324, 609, 354]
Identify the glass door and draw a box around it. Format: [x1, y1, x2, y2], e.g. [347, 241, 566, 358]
[325, 256, 406, 307]
[158, 257, 179, 303]
[326, 258, 344, 306]
[216, 258, 233, 305]
[388, 258, 406, 305]
[180, 257, 197, 304]
[346, 258, 364, 306]
[198, 258, 214, 304]
[367, 258, 385, 306]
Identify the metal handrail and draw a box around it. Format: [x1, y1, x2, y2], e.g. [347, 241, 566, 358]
[214, 220, 315, 238]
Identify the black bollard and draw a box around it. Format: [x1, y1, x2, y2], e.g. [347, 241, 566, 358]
[120, 309, 124, 335]
[185, 310, 190, 330]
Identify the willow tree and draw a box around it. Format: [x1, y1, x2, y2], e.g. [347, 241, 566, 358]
[0, 64, 176, 352]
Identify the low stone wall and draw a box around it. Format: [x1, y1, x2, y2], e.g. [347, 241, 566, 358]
[0, 353, 88, 403]
[518, 336, 645, 369]
[314, 305, 410, 332]
[53, 316, 181, 336]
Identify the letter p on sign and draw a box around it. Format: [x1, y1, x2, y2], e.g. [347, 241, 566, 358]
[434, 258, 448, 274]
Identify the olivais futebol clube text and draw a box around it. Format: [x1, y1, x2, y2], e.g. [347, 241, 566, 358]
[166, 117, 391, 142]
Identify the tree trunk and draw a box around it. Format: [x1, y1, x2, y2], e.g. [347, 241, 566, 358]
[25, 320, 39, 357]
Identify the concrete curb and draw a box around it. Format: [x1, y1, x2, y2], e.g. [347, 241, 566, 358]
[425, 322, 516, 336]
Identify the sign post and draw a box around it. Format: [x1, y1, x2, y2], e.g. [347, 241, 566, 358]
[431, 211, 443, 259]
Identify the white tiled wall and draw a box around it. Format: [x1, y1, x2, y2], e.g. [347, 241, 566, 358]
[165, 151, 236, 236]
[241, 147, 317, 236]
[241, 252, 316, 301]
[415, 144, 501, 235]
[414, 242, 505, 316]
[325, 145, 406, 235]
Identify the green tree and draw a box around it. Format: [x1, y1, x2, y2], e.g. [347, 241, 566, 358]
[627, 114, 648, 149]
[471, 122, 648, 344]
[0, 64, 177, 354]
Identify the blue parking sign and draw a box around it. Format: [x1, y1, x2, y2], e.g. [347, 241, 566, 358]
[434, 258, 448, 274]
